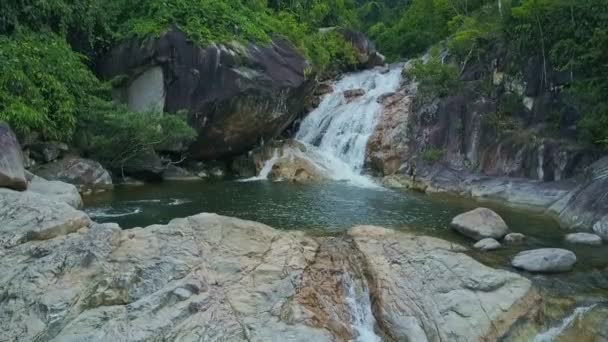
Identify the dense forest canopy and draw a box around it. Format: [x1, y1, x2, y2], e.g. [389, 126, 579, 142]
[1, 0, 607, 151]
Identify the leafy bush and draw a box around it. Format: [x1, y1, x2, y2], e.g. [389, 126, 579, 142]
[0, 32, 101, 141]
[421, 148, 446, 164]
[407, 48, 460, 100]
[79, 100, 196, 171]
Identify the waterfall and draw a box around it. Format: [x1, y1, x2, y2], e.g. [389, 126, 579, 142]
[295, 65, 403, 186]
[343, 271, 381, 342]
[534, 304, 596, 342]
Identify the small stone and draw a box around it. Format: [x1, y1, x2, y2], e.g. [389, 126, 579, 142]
[343, 88, 365, 101]
[450, 208, 509, 241]
[512, 248, 577, 273]
[473, 238, 501, 251]
[504, 233, 526, 244]
[593, 216, 608, 241]
[173, 288, 192, 301]
[565, 233, 602, 246]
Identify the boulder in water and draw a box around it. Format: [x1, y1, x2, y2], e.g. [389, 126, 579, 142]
[504, 232, 527, 244]
[564, 232, 602, 246]
[474, 238, 501, 251]
[343, 88, 365, 102]
[0, 123, 27, 191]
[451, 208, 509, 241]
[269, 156, 327, 183]
[511, 248, 577, 273]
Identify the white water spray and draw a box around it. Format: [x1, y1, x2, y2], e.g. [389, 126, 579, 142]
[343, 272, 381, 342]
[296, 66, 403, 186]
[534, 304, 596, 342]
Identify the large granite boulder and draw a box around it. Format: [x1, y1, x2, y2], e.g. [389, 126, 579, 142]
[451, 208, 510, 240]
[269, 155, 328, 183]
[554, 156, 608, 231]
[34, 157, 113, 192]
[0, 123, 27, 191]
[26, 171, 83, 208]
[348, 226, 539, 341]
[0, 209, 539, 341]
[511, 248, 577, 273]
[0, 189, 91, 248]
[98, 28, 314, 160]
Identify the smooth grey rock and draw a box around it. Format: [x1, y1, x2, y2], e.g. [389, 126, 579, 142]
[0, 123, 27, 191]
[565, 233, 602, 246]
[504, 233, 526, 244]
[474, 238, 501, 251]
[349, 226, 539, 342]
[512, 248, 577, 273]
[27, 172, 83, 208]
[0, 189, 91, 248]
[126, 66, 165, 112]
[34, 157, 113, 192]
[451, 208, 509, 241]
[593, 216, 608, 241]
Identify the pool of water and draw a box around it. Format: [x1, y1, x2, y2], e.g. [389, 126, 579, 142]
[84, 180, 552, 233]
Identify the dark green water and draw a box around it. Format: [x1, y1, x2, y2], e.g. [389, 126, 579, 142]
[84, 180, 553, 234]
[84, 180, 608, 290]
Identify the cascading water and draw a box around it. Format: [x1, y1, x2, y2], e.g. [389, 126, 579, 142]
[534, 304, 596, 342]
[295, 65, 403, 186]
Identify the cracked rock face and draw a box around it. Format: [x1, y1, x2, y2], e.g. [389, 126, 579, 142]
[0, 198, 540, 341]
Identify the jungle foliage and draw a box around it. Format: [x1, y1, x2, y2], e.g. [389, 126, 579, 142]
[0, 0, 607, 147]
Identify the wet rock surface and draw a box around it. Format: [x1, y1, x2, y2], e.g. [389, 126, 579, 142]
[512, 248, 577, 273]
[474, 238, 502, 251]
[0, 196, 539, 341]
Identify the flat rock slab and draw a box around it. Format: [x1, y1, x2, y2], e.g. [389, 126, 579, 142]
[512, 248, 577, 273]
[474, 238, 501, 251]
[0, 210, 541, 342]
[349, 225, 539, 341]
[565, 233, 602, 246]
[451, 207, 509, 240]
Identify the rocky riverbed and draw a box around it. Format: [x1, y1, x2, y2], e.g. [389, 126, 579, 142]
[0, 184, 548, 341]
